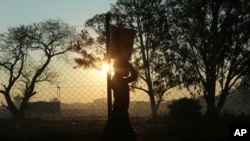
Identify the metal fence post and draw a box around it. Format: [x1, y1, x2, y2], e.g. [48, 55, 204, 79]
[106, 12, 112, 120]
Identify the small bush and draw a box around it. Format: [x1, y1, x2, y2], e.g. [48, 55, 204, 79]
[168, 98, 202, 121]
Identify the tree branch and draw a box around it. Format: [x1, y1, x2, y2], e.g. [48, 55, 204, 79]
[130, 85, 148, 94]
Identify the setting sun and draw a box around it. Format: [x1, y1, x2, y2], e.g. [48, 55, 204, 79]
[97, 61, 115, 77]
[96, 62, 113, 78]
[102, 62, 110, 72]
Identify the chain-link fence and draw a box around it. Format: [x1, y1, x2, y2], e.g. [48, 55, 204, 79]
[0, 53, 151, 120]
[0, 52, 250, 120]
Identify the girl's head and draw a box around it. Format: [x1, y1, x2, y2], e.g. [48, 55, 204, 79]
[113, 59, 130, 77]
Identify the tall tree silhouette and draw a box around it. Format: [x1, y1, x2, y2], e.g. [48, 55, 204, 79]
[75, 0, 181, 121]
[166, 0, 250, 118]
[0, 19, 76, 120]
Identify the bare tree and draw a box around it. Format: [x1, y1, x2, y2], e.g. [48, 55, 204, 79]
[0, 19, 76, 120]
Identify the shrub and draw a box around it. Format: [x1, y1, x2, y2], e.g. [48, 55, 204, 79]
[168, 98, 202, 121]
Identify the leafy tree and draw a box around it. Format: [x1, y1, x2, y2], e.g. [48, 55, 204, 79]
[0, 19, 76, 120]
[74, 0, 181, 121]
[166, 0, 250, 118]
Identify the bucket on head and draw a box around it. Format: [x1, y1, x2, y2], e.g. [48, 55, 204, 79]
[108, 26, 136, 60]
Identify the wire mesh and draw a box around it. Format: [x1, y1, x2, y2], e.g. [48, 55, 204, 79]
[0, 52, 250, 120]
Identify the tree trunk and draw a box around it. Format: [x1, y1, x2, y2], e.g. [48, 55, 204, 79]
[205, 66, 217, 119]
[4, 91, 29, 120]
[216, 88, 229, 117]
[8, 102, 27, 121]
[205, 97, 217, 119]
[148, 87, 158, 121]
[12, 110, 26, 121]
[4, 92, 22, 120]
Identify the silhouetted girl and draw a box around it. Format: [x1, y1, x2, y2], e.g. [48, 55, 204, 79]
[102, 59, 138, 141]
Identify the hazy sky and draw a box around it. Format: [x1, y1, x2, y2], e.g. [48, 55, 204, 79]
[0, 0, 117, 103]
[0, 0, 116, 32]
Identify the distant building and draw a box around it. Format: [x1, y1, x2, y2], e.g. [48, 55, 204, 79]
[26, 101, 60, 119]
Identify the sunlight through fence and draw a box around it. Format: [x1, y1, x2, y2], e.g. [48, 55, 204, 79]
[0, 52, 249, 120]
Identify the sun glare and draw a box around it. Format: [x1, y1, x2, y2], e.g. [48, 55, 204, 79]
[98, 62, 115, 78]
[97, 62, 112, 78]
[102, 63, 110, 72]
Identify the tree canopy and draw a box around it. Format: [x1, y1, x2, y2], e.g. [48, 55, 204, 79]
[74, 0, 250, 119]
[0, 19, 76, 119]
[74, 0, 182, 121]
[166, 0, 250, 117]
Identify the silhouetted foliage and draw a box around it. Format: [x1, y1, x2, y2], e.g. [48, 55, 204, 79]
[0, 19, 76, 120]
[76, 0, 182, 122]
[168, 98, 202, 121]
[74, 0, 250, 120]
[71, 31, 103, 69]
[166, 0, 250, 118]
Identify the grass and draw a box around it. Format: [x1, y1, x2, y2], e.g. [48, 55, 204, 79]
[0, 119, 103, 141]
[0, 116, 249, 141]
